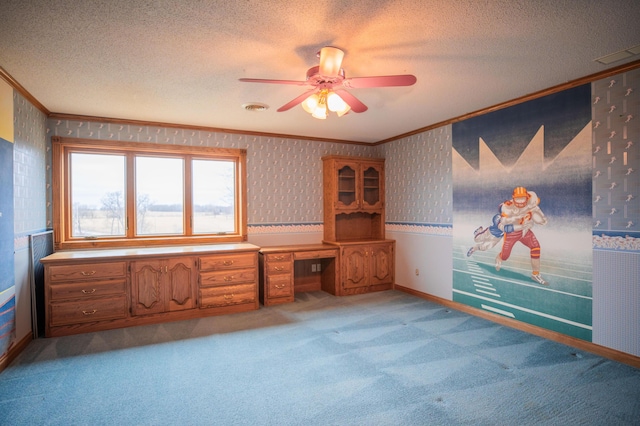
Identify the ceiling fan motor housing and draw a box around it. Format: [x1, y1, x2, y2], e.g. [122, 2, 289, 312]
[306, 66, 345, 87]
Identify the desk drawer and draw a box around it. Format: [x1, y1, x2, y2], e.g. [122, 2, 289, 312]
[48, 261, 127, 282]
[50, 295, 128, 326]
[199, 253, 256, 271]
[265, 253, 293, 262]
[294, 249, 338, 260]
[200, 268, 256, 287]
[200, 283, 256, 308]
[50, 279, 126, 301]
[266, 261, 292, 274]
[267, 274, 293, 298]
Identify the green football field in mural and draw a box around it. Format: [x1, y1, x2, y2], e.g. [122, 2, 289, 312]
[452, 243, 592, 341]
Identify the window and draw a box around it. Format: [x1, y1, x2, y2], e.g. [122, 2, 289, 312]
[52, 136, 247, 250]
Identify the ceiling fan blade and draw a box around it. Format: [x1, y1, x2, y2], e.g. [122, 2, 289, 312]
[318, 46, 344, 77]
[239, 78, 308, 86]
[343, 74, 417, 88]
[277, 89, 319, 112]
[334, 89, 368, 113]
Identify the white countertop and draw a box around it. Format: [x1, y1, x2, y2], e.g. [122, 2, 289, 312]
[41, 242, 261, 262]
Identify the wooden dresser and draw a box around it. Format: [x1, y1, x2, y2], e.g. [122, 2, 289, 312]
[41, 243, 260, 337]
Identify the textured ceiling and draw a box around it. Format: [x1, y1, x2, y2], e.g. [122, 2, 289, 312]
[1, 1, 639, 143]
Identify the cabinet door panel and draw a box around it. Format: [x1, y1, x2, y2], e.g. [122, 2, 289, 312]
[167, 258, 196, 311]
[342, 247, 368, 289]
[369, 244, 393, 286]
[131, 261, 164, 315]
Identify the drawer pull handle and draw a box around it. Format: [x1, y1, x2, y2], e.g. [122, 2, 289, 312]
[224, 294, 234, 300]
[82, 309, 97, 316]
[81, 289, 97, 294]
[224, 276, 234, 282]
[274, 256, 285, 261]
[223, 260, 234, 266]
[275, 284, 285, 289]
[274, 266, 284, 271]
[81, 271, 96, 276]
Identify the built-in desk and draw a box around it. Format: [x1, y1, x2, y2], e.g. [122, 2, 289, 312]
[258, 244, 340, 306]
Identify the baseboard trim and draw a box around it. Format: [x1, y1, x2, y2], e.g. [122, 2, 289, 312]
[0, 333, 32, 373]
[394, 284, 640, 369]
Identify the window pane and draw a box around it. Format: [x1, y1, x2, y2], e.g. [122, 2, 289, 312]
[70, 153, 126, 237]
[136, 156, 184, 235]
[192, 159, 236, 234]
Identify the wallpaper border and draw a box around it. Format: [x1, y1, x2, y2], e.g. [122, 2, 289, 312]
[593, 231, 640, 252]
[386, 222, 453, 236]
[248, 223, 323, 234]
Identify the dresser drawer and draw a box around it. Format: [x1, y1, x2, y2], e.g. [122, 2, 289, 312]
[267, 274, 293, 298]
[294, 249, 338, 260]
[50, 279, 126, 301]
[49, 295, 128, 326]
[199, 268, 256, 287]
[48, 261, 127, 282]
[200, 283, 256, 308]
[199, 253, 256, 271]
[266, 260, 292, 274]
[265, 252, 293, 262]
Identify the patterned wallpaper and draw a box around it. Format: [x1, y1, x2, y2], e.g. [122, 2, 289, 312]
[592, 68, 640, 251]
[13, 92, 48, 239]
[379, 126, 453, 235]
[46, 120, 378, 230]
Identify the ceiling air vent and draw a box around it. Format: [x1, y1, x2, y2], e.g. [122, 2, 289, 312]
[242, 103, 269, 112]
[594, 44, 640, 65]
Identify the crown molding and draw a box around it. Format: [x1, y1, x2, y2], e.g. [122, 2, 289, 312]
[47, 112, 369, 146]
[0, 66, 50, 115]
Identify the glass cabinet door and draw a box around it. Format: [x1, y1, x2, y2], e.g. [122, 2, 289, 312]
[336, 164, 358, 209]
[362, 165, 381, 208]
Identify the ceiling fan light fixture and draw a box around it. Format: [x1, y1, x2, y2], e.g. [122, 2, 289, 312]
[312, 90, 328, 119]
[311, 106, 327, 119]
[301, 93, 319, 113]
[327, 92, 346, 112]
[303, 89, 351, 119]
[336, 104, 351, 117]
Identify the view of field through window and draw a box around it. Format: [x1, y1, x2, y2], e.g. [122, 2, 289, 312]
[70, 153, 235, 237]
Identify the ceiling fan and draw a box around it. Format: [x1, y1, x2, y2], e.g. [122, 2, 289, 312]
[239, 46, 417, 119]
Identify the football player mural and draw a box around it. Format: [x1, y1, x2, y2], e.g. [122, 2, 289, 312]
[468, 187, 549, 285]
[452, 84, 593, 341]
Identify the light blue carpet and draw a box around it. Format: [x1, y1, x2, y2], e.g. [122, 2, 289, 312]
[1, 290, 639, 425]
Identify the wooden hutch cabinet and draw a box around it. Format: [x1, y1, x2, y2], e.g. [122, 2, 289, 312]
[322, 156, 394, 295]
